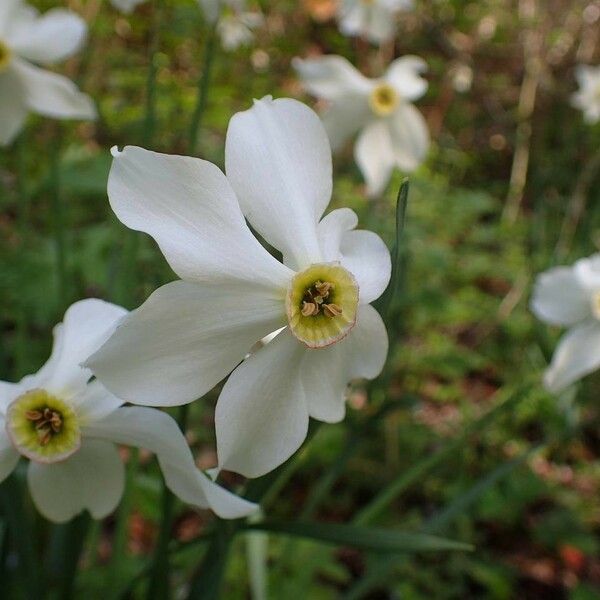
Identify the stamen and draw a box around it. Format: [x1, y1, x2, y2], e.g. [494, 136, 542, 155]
[369, 83, 400, 117]
[6, 389, 81, 463]
[286, 263, 359, 348]
[0, 41, 12, 74]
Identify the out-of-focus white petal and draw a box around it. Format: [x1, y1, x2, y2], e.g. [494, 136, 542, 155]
[0, 425, 20, 483]
[574, 254, 600, 291]
[110, 0, 148, 14]
[388, 102, 430, 172]
[12, 57, 96, 121]
[337, 0, 412, 44]
[293, 56, 372, 101]
[84, 407, 258, 519]
[544, 321, 600, 393]
[0, 67, 28, 146]
[303, 304, 387, 422]
[571, 65, 600, 124]
[216, 328, 309, 478]
[531, 266, 591, 326]
[73, 380, 124, 425]
[321, 98, 372, 150]
[87, 280, 287, 407]
[318, 208, 391, 304]
[27, 440, 124, 523]
[7, 9, 87, 64]
[107, 146, 291, 288]
[225, 96, 332, 270]
[36, 299, 127, 399]
[0, 0, 23, 38]
[354, 120, 395, 197]
[385, 56, 428, 101]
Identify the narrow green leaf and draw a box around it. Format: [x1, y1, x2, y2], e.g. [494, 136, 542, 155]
[375, 178, 410, 318]
[243, 520, 472, 553]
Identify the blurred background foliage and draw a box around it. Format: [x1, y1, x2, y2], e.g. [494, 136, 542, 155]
[1, 0, 600, 598]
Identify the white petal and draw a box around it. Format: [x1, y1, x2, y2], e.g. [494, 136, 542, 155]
[225, 96, 332, 270]
[0, 67, 28, 146]
[385, 56, 428, 101]
[293, 56, 372, 102]
[354, 120, 395, 197]
[574, 254, 600, 291]
[0, 424, 20, 483]
[303, 304, 388, 422]
[12, 57, 96, 121]
[84, 407, 257, 519]
[28, 440, 124, 523]
[7, 9, 87, 64]
[87, 280, 286, 407]
[530, 266, 590, 326]
[317, 208, 359, 262]
[388, 102, 430, 172]
[544, 321, 600, 393]
[37, 299, 128, 398]
[107, 145, 291, 287]
[321, 98, 372, 151]
[0, 381, 22, 415]
[318, 208, 391, 304]
[0, 0, 23, 37]
[216, 328, 309, 478]
[73, 380, 124, 425]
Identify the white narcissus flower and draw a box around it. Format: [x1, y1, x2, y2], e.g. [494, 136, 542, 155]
[0, 0, 96, 146]
[294, 54, 429, 197]
[337, 0, 413, 45]
[110, 0, 148, 14]
[531, 254, 600, 394]
[0, 299, 257, 523]
[87, 97, 390, 479]
[571, 65, 600, 124]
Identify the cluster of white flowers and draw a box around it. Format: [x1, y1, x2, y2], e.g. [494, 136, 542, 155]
[1, 0, 597, 528]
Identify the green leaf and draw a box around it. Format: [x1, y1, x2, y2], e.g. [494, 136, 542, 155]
[243, 520, 472, 553]
[375, 178, 409, 318]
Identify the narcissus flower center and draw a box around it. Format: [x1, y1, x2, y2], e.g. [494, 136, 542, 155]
[6, 389, 81, 463]
[286, 263, 359, 348]
[0, 41, 12, 73]
[369, 83, 399, 117]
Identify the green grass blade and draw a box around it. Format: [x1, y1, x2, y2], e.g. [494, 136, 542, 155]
[243, 520, 472, 553]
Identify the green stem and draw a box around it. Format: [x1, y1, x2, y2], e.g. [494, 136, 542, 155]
[0, 473, 42, 598]
[145, 405, 189, 600]
[143, 0, 163, 147]
[46, 513, 91, 599]
[188, 24, 218, 155]
[186, 520, 235, 600]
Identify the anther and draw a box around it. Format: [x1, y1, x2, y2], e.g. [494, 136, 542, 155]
[302, 301, 319, 317]
[323, 303, 343, 317]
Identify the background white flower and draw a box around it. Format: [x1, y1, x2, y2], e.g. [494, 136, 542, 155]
[531, 254, 600, 393]
[337, 0, 414, 45]
[571, 64, 600, 124]
[0, 0, 96, 146]
[110, 0, 148, 14]
[0, 299, 256, 523]
[294, 54, 430, 197]
[87, 97, 390, 479]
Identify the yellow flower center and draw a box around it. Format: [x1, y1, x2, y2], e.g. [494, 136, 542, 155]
[286, 263, 359, 348]
[0, 40, 12, 73]
[6, 389, 81, 464]
[369, 83, 399, 117]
